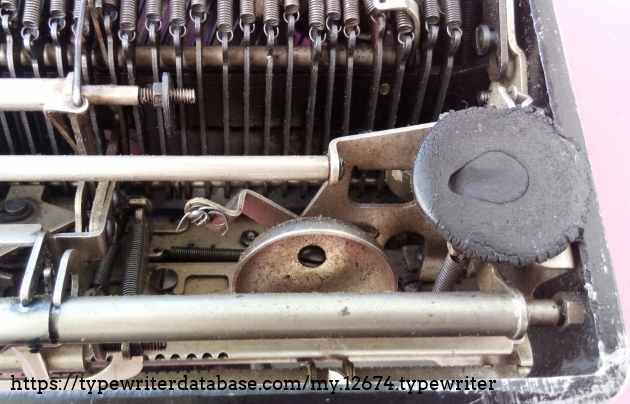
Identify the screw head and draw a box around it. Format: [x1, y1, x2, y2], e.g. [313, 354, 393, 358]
[150, 268, 178, 293]
[475, 24, 495, 56]
[0, 198, 33, 222]
[240, 230, 259, 247]
[5, 198, 28, 216]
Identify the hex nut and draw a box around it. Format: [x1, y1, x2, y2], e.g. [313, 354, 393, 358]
[553, 292, 585, 330]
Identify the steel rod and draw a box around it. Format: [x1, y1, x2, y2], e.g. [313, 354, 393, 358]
[0, 155, 331, 182]
[0, 79, 141, 110]
[0, 292, 554, 344]
[0, 44, 398, 68]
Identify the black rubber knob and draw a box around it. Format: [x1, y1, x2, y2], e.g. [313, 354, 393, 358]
[413, 107, 591, 266]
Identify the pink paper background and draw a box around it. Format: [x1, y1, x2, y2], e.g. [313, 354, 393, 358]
[554, 0, 630, 400]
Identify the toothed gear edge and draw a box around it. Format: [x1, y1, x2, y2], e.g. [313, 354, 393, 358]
[412, 107, 592, 266]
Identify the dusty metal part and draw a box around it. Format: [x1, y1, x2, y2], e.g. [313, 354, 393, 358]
[553, 292, 586, 330]
[484, 83, 516, 108]
[144, 263, 234, 295]
[139, 336, 516, 365]
[0, 186, 74, 258]
[501, 0, 527, 92]
[473, 247, 575, 297]
[0, 292, 563, 343]
[304, 125, 448, 277]
[232, 218, 398, 293]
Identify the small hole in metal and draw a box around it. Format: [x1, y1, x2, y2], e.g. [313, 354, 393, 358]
[297, 245, 326, 268]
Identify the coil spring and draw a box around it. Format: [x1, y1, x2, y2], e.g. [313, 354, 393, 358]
[441, 0, 462, 29]
[217, 0, 233, 32]
[169, 0, 186, 26]
[240, 0, 255, 24]
[395, 10, 413, 34]
[121, 223, 146, 296]
[284, 0, 299, 14]
[362, 0, 375, 16]
[325, 0, 340, 20]
[0, 0, 18, 12]
[119, 0, 137, 31]
[342, 0, 358, 27]
[169, 247, 244, 262]
[432, 254, 464, 292]
[103, 0, 118, 14]
[309, 0, 324, 30]
[422, 0, 440, 25]
[102, 342, 167, 353]
[146, 0, 162, 23]
[22, 0, 43, 29]
[458, 0, 479, 63]
[191, 0, 206, 15]
[50, 0, 67, 19]
[263, 0, 279, 26]
[92, 243, 119, 289]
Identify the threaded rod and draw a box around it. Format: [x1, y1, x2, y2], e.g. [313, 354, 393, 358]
[138, 88, 196, 105]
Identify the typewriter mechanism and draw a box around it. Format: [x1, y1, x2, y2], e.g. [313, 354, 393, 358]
[0, 0, 625, 401]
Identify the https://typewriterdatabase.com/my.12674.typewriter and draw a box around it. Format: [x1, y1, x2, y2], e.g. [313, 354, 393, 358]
[0, 0, 625, 402]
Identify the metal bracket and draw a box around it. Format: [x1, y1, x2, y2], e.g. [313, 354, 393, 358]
[54, 181, 116, 262]
[19, 231, 53, 306]
[481, 0, 527, 92]
[183, 190, 298, 234]
[305, 124, 446, 252]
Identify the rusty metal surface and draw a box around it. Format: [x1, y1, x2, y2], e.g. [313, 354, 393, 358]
[233, 217, 397, 293]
